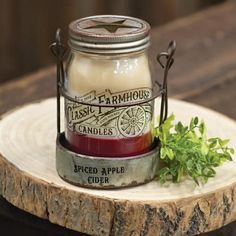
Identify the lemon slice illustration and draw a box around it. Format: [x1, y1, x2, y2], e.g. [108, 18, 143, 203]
[118, 106, 146, 137]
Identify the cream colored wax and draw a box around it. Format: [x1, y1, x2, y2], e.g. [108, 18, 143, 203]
[67, 52, 152, 96]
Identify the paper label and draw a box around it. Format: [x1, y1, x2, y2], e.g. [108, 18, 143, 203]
[65, 88, 152, 138]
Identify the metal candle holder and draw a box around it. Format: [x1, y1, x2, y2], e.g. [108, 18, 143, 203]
[50, 29, 176, 189]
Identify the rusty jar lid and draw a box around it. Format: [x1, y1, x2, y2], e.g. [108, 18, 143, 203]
[69, 15, 150, 54]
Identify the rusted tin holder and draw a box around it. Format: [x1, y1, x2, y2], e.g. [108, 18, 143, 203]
[50, 29, 176, 189]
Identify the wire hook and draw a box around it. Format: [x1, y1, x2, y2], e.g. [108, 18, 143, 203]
[157, 40, 176, 126]
[50, 29, 67, 134]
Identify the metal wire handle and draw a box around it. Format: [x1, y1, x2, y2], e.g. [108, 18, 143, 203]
[157, 40, 176, 126]
[50, 29, 67, 134]
[50, 28, 176, 134]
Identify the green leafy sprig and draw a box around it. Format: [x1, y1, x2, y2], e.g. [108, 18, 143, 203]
[153, 114, 234, 185]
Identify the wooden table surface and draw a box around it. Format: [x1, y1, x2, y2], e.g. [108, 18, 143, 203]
[1, 1, 236, 235]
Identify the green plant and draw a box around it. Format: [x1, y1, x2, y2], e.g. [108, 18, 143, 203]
[153, 114, 234, 185]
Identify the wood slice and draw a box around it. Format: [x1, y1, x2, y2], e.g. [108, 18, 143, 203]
[0, 98, 236, 236]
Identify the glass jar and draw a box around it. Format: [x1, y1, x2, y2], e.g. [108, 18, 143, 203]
[64, 15, 154, 157]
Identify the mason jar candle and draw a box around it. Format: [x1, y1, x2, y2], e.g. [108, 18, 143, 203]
[64, 15, 154, 157]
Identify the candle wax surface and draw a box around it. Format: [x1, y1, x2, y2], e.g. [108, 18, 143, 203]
[67, 130, 153, 157]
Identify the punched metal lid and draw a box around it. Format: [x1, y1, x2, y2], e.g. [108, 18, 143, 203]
[69, 15, 151, 54]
